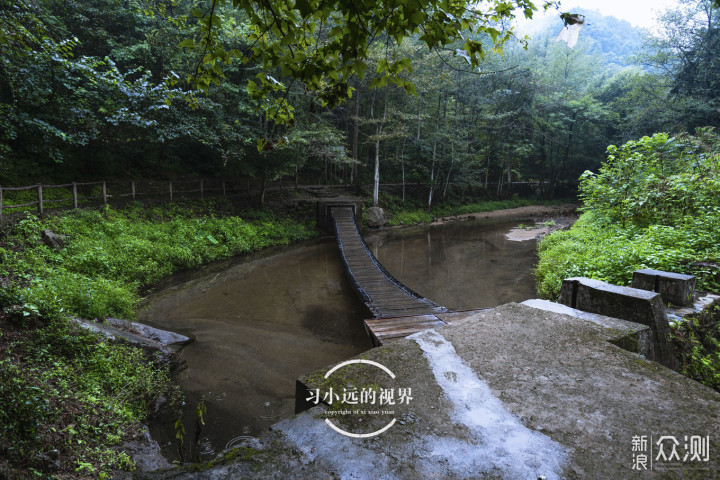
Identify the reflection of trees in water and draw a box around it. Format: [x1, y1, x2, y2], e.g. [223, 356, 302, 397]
[371, 222, 537, 311]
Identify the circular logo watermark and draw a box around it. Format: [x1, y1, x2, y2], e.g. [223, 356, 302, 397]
[305, 359, 413, 438]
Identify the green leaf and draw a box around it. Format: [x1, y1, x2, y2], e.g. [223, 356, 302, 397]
[178, 39, 195, 50]
[295, 0, 313, 17]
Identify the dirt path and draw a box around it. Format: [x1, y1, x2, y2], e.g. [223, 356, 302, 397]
[430, 203, 578, 225]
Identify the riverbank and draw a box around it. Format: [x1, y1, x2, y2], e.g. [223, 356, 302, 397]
[0, 196, 577, 478]
[0, 200, 318, 478]
[429, 203, 578, 225]
[377, 202, 579, 243]
[380, 197, 575, 227]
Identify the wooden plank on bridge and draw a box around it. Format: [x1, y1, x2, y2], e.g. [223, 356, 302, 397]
[364, 314, 448, 346]
[363, 308, 493, 346]
[331, 206, 447, 319]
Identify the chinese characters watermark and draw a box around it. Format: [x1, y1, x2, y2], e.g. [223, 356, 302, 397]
[306, 359, 413, 438]
[632, 435, 711, 471]
[305, 386, 413, 406]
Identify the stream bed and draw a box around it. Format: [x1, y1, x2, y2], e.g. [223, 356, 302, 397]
[140, 217, 540, 461]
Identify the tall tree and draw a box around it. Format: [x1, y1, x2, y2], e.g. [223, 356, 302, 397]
[645, 0, 720, 129]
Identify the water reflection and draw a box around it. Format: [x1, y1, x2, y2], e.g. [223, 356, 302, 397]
[365, 220, 538, 311]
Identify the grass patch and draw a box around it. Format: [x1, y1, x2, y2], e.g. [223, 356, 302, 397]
[2, 201, 318, 320]
[0, 200, 318, 478]
[386, 209, 434, 226]
[0, 317, 179, 478]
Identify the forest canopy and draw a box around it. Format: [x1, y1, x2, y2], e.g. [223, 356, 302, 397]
[1, 0, 719, 206]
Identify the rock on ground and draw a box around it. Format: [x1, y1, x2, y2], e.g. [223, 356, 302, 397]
[365, 207, 388, 228]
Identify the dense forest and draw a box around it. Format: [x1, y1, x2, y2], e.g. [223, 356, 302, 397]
[2, 0, 718, 206]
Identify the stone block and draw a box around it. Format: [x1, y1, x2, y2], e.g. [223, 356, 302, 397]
[41, 229, 65, 249]
[558, 277, 675, 368]
[631, 268, 696, 306]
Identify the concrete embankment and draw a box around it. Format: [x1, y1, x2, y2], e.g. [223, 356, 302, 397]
[146, 302, 720, 479]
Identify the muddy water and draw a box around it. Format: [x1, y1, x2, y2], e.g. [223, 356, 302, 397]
[365, 219, 539, 311]
[140, 241, 371, 460]
[141, 219, 538, 461]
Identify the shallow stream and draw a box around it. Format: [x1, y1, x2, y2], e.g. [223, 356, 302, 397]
[140, 218, 539, 461]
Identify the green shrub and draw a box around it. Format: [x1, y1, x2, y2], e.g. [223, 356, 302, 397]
[536, 129, 720, 299]
[670, 307, 720, 392]
[0, 318, 179, 477]
[387, 209, 434, 226]
[579, 129, 720, 227]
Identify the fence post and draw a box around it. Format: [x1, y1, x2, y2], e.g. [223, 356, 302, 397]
[102, 181, 107, 205]
[222, 181, 226, 197]
[37, 184, 44, 215]
[200, 179, 204, 199]
[131, 181, 136, 200]
[72, 182, 78, 209]
[0, 187, 3, 223]
[169, 181, 173, 201]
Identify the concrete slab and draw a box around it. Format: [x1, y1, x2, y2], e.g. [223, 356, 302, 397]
[521, 299, 656, 360]
[156, 303, 720, 479]
[558, 277, 674, 367]
[632, 269, 697, 307]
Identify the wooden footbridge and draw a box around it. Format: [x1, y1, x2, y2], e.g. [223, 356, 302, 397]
[328, 204, 453, 345]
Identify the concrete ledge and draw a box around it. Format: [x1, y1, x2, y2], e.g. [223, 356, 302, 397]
[667, 292, 720, 324]
[521, 299, 656, 360]
[632, 268, 696, 306]
[558, 277, 675, 368]
[317, 197, 363, 231]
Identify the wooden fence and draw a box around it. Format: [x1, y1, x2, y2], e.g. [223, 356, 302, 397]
[0, 179, 243, 223]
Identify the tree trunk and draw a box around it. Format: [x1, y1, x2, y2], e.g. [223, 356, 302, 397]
[428, 94, 442, 212]
[416, 95, 422, 140]
[563, 113, 576, 170]
[352, 90, 360, 184]
[371, 88, 388, 207]
[484, 155, 490, 191]
[259, 171, 267, 206]
[294, 160, 299, 189]
[443, 140, 454, 200]
[428, 140, 436, 212]
[400, 138, 406, 203]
